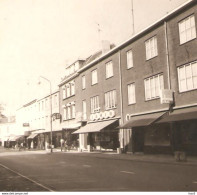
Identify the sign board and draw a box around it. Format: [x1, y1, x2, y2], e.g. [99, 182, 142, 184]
[160, 89, 174, 104]
[52, 113, 61, 120]
[23, 123, 29, 127]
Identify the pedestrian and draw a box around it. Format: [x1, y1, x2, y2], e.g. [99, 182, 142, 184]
[60, 138, 65, 152]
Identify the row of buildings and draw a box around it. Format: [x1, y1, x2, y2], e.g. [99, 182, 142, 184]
[5, 0, 197, 155]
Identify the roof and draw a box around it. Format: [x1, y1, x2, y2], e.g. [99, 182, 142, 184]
[77, 0, 196, 73]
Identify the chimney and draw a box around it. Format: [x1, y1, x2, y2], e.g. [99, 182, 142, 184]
[101, 40, 110, 54]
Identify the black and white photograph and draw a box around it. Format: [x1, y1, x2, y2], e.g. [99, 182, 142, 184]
[0, 0, 197, 193]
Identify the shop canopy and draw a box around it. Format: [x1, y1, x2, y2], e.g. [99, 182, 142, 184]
[156, 106, 197, 123]
[9, 135, 24, 141]
[119, 112, 166, 129]
[62, 123, 81, 130]
[72, 119, 118, 134]
[27, 134, 38, 139]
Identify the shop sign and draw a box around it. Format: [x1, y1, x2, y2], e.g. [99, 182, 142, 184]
[90, 110, 115, 121]
[160, 89, 174, 104]
[52, 113, 61, 120]
[23, 123, 29, 127]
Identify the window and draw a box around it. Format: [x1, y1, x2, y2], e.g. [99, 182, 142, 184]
[82, 76, 86, 89]
[105, 90, 116, 110]
[144, 74, 164, 100]
[145, 36, 158, 60]
[72, 104, 76, 119]
[63, 103, 76, 120]
[71, 81, 75, 96]
[179, 15, 196, 44]
[127, 50, 133, 69]
[62, 87, 66, 99]
[66, 84, 70, 97]
[82, 100, 87, 120]
[178, 61, 197, 92]
[128, 83, 136, 104]
[63, 107, 67, 120]
[106, 61, 113, 78]
[90, 96, 99, 113]
[92, 69, 98, 85]
[67, 106, 71, 119]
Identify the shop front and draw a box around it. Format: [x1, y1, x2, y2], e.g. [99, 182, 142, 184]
[157, 106, 197, 155]
[27, 134, 38, 149]
[120, 111, 172, 154]
[73, 119, 120, 152]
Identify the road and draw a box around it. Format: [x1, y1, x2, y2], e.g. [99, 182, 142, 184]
[0, 151, 197, 191]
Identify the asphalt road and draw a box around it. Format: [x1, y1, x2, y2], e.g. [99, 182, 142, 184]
[0, 152, 197, 192]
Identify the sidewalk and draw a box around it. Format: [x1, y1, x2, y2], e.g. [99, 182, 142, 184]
[1, 146, 197, 166]
[59, 149, 197, 166]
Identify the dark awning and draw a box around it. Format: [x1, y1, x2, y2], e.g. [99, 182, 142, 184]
[27, 134, 38, 139]
[119, 112, 166, 128]
[72, 119, 118, 134]
[156, 106, 197, 123]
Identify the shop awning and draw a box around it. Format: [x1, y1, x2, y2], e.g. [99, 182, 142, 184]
[9, 135, 24, 141]
[72, 119, 118, 134]
[119, 112, 166, 128]
[62, 123, 81, 130]
[156, 106, 197, 123]
[27, 134, 38, 139]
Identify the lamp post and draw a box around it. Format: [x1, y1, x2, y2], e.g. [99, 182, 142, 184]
[39, 76, 53, 153]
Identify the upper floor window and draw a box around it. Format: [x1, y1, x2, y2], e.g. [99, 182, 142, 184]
[178, 61, 197, 92]
[63, 102, 76, 120]
[145, 36, 158, 60]
[106, 61, 113, 79]
[63, 80, 75, 99]
[71, 81, 75, 96]
[127, 50, 133, 69]
[105, 90, 116, 110]
[66, 84, 70, 97]
[179, 15, 196, 44]
[82, 75, 86, 89]
[82, 100, 87, 120]
[62, 87, 66, 99]
[90, 96, 99, 113]
[128, 83, 136, 105]
[92, 69, 98, 85]
[144, 74, 164, 101]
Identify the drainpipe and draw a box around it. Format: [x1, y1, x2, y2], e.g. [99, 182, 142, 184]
[118, 50, 124, 151]
[164, 21, 171, 90]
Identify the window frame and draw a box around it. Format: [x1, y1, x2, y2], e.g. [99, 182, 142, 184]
[145, 36, 158, 60]
[127, 83, 136, 105]
[90, 95, 100, 113]
[82, 75, 86, 90]
[144, 74, 164, 101]
[91, 69, 98, 85]
[127, 49, 133, 69]
[177, 61, 197, 92]
[106, 61, 114, 79]
[178, 14, 196, 45]
[104, 90, 117, 110]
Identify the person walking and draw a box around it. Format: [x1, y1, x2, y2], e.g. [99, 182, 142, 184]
[60, 138, 65, 152]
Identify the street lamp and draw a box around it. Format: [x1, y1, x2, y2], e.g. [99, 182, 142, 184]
[39, 76, 53, 153]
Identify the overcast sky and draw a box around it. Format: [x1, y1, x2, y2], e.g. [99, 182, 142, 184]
[0, 0, 188, 115]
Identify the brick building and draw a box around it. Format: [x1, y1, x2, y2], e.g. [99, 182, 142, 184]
[58, 0, 197, 155]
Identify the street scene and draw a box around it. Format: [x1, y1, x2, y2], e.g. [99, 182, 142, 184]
[0, 0, 197, 193]
[0, 148, 197, 191]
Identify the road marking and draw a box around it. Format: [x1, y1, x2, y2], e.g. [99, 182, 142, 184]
[0, 163, 54, 192]
[120, 171, 135, 174]
[83, 165, 91, 167]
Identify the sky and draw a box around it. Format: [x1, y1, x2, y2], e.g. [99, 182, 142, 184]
[0, 0, 188, 115]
